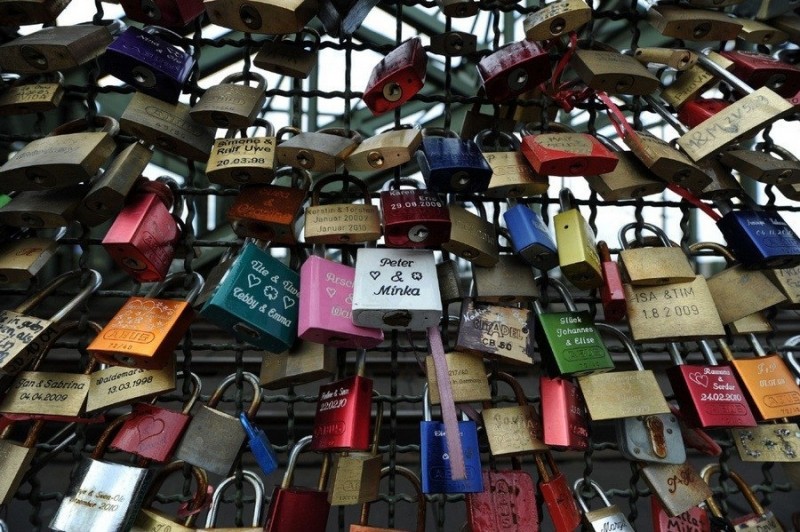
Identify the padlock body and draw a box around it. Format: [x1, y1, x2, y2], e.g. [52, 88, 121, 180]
[651, 497, 711, 532]
[0, 0, 71, 25]
[0, 185, 86, 229]
[205, 0, 317, 35]
[173, 405, 246, 476]
[584, 505, 636, 532]
[420, 419, 483, 493]
[0, 25, 112, 74]
[538, 469, 583, 532]
[311, 375, 373, 451]
[578, 369, 670, 420]
[0, 81, 63, 115]
[328, 451, 382, 506]
[261, 342, 337, 390]
[586, 151, 666, 201]
[206, 136, 275, 186]
[101, 26, 194, 104]
[503, 204, 558, 271]
[473, 255, 539, 305]
[0, 237, 57, 284]
[455, 300, 533, 365]
[536, 310, 614, 376]
[379, 189, 450, 248]
[304, 204, 382, 244]
[363, 37, 426, 115]
[417, 137, 492, 193]
[600, 259, 627, 322]
[667, 364, 757, 428]
[298, 256, 384, 349]
[677, 98, 730, 129]
[717, 210, 800, 269]
[0, 311, 54, 376]
[477, 40, 550, 102]
[110, 402, 190, 462]
[729, 355, 800, 419]
[345, 128, 422, 172]
[441, 205, 498, 267]
[615, 413, 686, 464]
[275, 131, 357, 173]
[265, 485, 331, 532]
[570, 49, 659, 95]
[731, 423, 800, 462]
[102, 192, 178, 283]
[200, 243, 299, 352]
[482, 404, 547, 456]
[554, 208, 603, 290]
[190, 82, 266, 129]
[722, 50, 800, 97]
[227, 184, 306, 245]
[539, 375, 589, 450]
[118, 0, 205, 27]
[482, 150, 549, 198]
[521, 133, 618, 177]
[465, 469, 538, 532]
[254, 39, 318, 78]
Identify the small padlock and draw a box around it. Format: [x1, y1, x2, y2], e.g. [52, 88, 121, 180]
[118, 0, 205, 28]
[570, 47, 660, 95]
[720, 50, 800, 97]
[554, 188, 603, 290]
[260, 340, 337, 390]
[88, 272, 203, 369]
[101, 25, 195, 104]
[697, 154, 748, 202]
[651, 495, 711, 532]
[254, 29, 321, 79]
[429, 30, 477, 57]
[521, 123, 619, 177]
[640, 461, 712, 519]
[535, 452, 583, 532]
[205, 0, 317, 35]
[522, 0, 591, 41]
[435, 0, 478, 17]
[363, 37, 427, 115]
[0, 72, 64, 115]
[598, 241, 626, 322]
[276, 127, 361, 173]
[472, 234, 539, 304]
[379, 185, 450, 249]
[197, 469, 265, 531]
[0, 420, 44, 505]
[574, 479, 635, 532]
[539, 373, 589, 451]
[633, 47, 698, 71]
[0, 0, 71, 25]
[303, 173, 382, 244]
[0, 228, 62, 284]
[719, 143, 800, 186]
[584, 134, 666, 201]
[425, 350, 490, 405]
[417, 128, 493, 194]
[437, 260, 463, 305]
[206, 124, 276, 187]
[316, 0, 380, 37]
[647, 5, 743, 41]
[502, 202, 558, 271]
[481, 372, 547, 457]
[731, 420, 800, 462]
[130, 460, 209, 532]
[349, 466, 425, 532]
[174, 372, 262, 476]
[474, 129, 549, 198]
[191, 72, 267, 129]
[619, 222, 697, 286]
[0, 115, 118, 193]
[441, 204, 499, 267]
[661, 50, 734, 109]
[240, 412, 279, 476]
[701, 464, 785, 531]
[345, 126, 422, 172]
[476, 39, 551, 103]
[455, 299, 534, 366]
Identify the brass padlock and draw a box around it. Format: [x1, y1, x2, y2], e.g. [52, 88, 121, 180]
[640, 461, 713, 518]
[554, 188, 603, 290]
[622, 127, 710, 193]
[720, 143, 800, 186]
[303, 173, 381, 244]
[584, 134, 666, 201]
[205, 0, 317, 35]
[473, 129, 548, 198]
[0, 0, 72, 25]
[190, 72, 267, 129]
[345, 126, 421, 172]
[647, 5, 743, 41]
[459, 99, 518, 141]
[737, 18, 788, 44]
[633, 47, 698, 71]
[425, 350, 490, 405]
[618, 222, 699, 286]
[522, 0, 591, 41]
[697, 157, 747, 201]
[254, 29, 320, 79]
[0, 228, 62, 284]
[472, 234, 539, 304]
[481, 372, 547, 456]
[275, 127, 361, 173]
[570, 47, 660, 95]
[0, 184, 88, 228]
[661, 50, 733, 109]
[0, 115, 118, 193]
[206, 124, 276, 187]
[441, 204, 499, 268]
[0, 72, 64, 115]
[260, 340, 337, 390]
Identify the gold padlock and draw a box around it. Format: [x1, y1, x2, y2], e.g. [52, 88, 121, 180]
[554, 188, 603, 290]
[261, 340, 337, 390]
[303, 173, 381, 244]
[190, 72, 267, 129]
[647, 5, 743, 41]
[426, 350, 490, 405]
[275, 127, 361, 173]
[737, 18, 788, 44]
[0, 228, 63, 284]
[719, 143, 800, 186]
[473, 129, 548, 198]
[697, 157, 746, 201]
[206, 124, 276, 187]
[345, 126, 422, 172]
[441, 204, 499, 268]
[523, 0, 591, 41]
[460, 98, 520, 141]
[205, 0, 317, 35]
[661, 51, 733, 109]
[0, 72, 63, 115]
[254, 29, 320, 78]
[481, 372, 547, 456]
[570, 46, 660, 95]
[623, 128, 710, 193]
[641, 462, 713, 518]
[632, 48, 698, 71]
[472, 235, 539, 304]
[585, 134, 666, 201]
[619, 223, 697, 286]
[0, 184, 88, 228]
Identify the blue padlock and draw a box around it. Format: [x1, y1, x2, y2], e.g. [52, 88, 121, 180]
[503, 203, 559, 271]
[417, 128, 492, 194]
[200, 242, 299, 352]
[240, 412, 279, 475]
[716, 202, 800, 270]
[419, 385, 483, 494]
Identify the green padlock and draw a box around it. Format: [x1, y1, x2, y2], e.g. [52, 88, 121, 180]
[533, 276, 614, 376]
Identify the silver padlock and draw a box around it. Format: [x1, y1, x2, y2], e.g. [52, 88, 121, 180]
[574, 479, 635, 532]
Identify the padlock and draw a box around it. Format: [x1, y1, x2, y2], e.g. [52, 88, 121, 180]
[50, 414, 154, 532]
[570, 47, 660, 95]
[254, 29, 321, 79]
[768, 261, 800, 306]
[303, 173, 382, 244]
[327, 395, 383, 506]
[701, 465, 785, 531]
[502, 202, 558, 271]
[109, 371, 201, 463]
[316, 0, 380, 37]
[574, 479, 635, 532]
[435, 0, 478, 17]
[554, 188, 603, 290]
[618, 222, 697, 286]
[731, 421, 800, 462]
[460, 99, 519, 141]
[520, 123, 619, 177]
[425, 350, 490, 404]
[102, 178, 182, 283]
[100, 25, 195, 104]
[88, 272, 203, 369]
[677, 98, 730, 129]
[598, 241, 626, 322]
[584, 134, 666, 201]
[661, 51, 734, 110]
[666, 340, 757, 428]
[773, 12, 800, 42]
[417, 128, 493, 193]
[174, 372, 262, 476]
[472, 235, 539, 304]
[481, 372, 547, 457]
[720, 50, 800, 98]
[264, 435, 331, 532]
[441, 204, 499, 267]
[0, 185, 85, 232]
[0, 420, 44, 505]
[379, 186, 450, 249]
[533, 276, 614, 376]
[197, 469, 265, 531]
[476, 39, 550, 103]
[275, 127, 361, 173]
[455, 299, 534, 366]
[261, 340, 337, 389]
[351, 247, 441, 331]
[118, 0, 205, 28]
[200, 242, 299, 352]
[651, 495, 711, 532]
[0, 22, 114, 74]
[522, 0, 591, 41]
[363, 37, 426, 115]
[298, 251, 384, 349]
[640, 461, 713, 519]
[535, 451, 583, 532]
[240, 412, 279, 475]
[78, 141, 154, 227]
[345, 126, 422, 172]
[0, 0, 71, 24]
[473, 129, 548, 198]
[190, 72, 267, 129]
[539, 373, 589, 451]
[0, 72, 64, 115]
[735, 0, 799, 19]
[350, 465, 425, 532]
[429, 30, 477, 57]
[437, 260, 462, 305]
[633, 47, 698, 71]
[647, 5, 743, 41]
[205, 0, 317, 35]
[697, 155, 748, 202]
[130, 460, 209, 532]
[0, 115, 117, 193]
[206, 124, 276, 187]
[719, 143, 800, 186]
[0, 228, 62, 284]
[736, 17, 788, 44]
[227, 168, 310, 245]
[465, 456, 538, 532]
[0, 268, 100, 376]
[419, 384, 483, 494]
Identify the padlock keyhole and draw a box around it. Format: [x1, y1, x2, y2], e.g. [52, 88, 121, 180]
[549, 17, 566, 35]
[692, 22, 711, 39]
[382, 310, 412, 327]
[240, 4, 263, 30]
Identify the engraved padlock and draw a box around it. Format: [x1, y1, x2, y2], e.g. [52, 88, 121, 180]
[303, 173, 381, 244]
[254, 29, 321, 79]
[0, 72, 64, 115]
[520, 122, 619, 177]
[481, 372, 547, 457]
[473, 129, 548, 198]
[363, 37, 427, 115]
[570, 45, 660, 95]
[574, 479, 635, 532]
[522, 0, 592, 41]
[0, 227, 63, 284]
[476, 39, 551, 103]
[206, 123, 276, 187]
[191, 72, 267, 129]
[455, 299, 534, 366]
[540, 372, 589, 450]
[379, 183, 450, 249]
[618, 222, 697, 286]
[647, 5, 743, 41]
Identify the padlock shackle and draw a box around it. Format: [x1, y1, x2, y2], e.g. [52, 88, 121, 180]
[30, 320, 102, 373]
[597, 241, 613, 263]
[641, 94, 687, 136]
[696, 52, 756, 96]
[370, 392, 384, 455]
[218, 71, 267, 91]
[715, 338, 737, 363]
[142, 459, 209, 526]
[618, 222, 672, 250]
[534, 450, 560, 483]
[667, 342, 686, 366]
[382, 177, 424, 191]
[317, 127, 363, 144]
[745, 334, 768, 358]
[275, 126, 301, 144]
[558, 188, 577, 213]
[700, 464, 766, 519]
[533, 276, 579, 313]
[593, 134, 621, 153]
[420, 127, 459, 139]
[204, 469, 265, 527]
[573, 478, 613, 512]
[595, 323, 644, 371]
[310, 173, 372, 207]
[49, 115, 120, 137]
[274, 165, 311, 191]
[782, 335, 800, 381]
[207, 371, 262, 419]
[281, 434, 313, 489]
[473, 128, 520, 152]
[762, 143, 800, 164]
[145, 271, 204, 305]
[688, 241, 735, 265]
[15, 269, 101, 322]
[178, 371, 202, 414]
[358, 465, 425, 532]
[91, 412, 134, 459]
[698, 340, 720, 366]
[485, 371, 532, 408]
[142, 25, 195, 56]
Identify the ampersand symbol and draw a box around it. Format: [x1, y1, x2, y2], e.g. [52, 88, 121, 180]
[391, 270, 403, 282]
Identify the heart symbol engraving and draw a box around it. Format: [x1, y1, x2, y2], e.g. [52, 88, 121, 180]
[136, 416, 165, 443]
[370, 271, 380, 280]
[283, 296, 296, 309]
[326, 287, 336, 298]
[247, 274, 261, 288]
[688, 372, 709, 388]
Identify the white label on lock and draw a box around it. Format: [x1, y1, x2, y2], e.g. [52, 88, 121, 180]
[352, 248, 441, 330]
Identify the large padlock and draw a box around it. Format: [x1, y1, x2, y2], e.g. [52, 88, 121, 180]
[534, 276, 614, 377]
[50, 414, 154, 532]
[345, 125, 422, 172]
[417, 128, 493, 194]
[174, 372, 262, 476]
[0, 72, 64, 115]
[0, 227, 62, 284]
[719, 143, 800, 186]
[419, 384, 483, 494]
[350, 466, 425, 532]
[264, 435, 331, 532]
[522, 0, 592, 41]
[640, 461, 713, 519]
[0, 269, 100, 376]
[120, 91, 215, 162]
[647, 5, 742, 41]
[275, 127, 361, 173]
[701, 464, 785, 531]
[379, 185, 450, 249]
[471, 234, 539, 304]
[465, 458, 537, 532]
[88, 272, 203, 369]
[473, 129, 548, 198]
[130, 460, 209, 531]
[197, 469, 265, 531]
[574, 479, 635, 532]
[570, 47, 660, 95]
[351, 247, 441, 330]
[720, 50, 800, 98]
[425, 349, 490, 405]
[585, 134, 666, 201]
[363, 37, 427, 115]
[254, 29, 321, 79]
[190, 72, 267, 129]
[481, 372, 547, 457]
[205, 0, 317, 35]
[206, 123, 276, 187]
[598, 241, 626, 322]
[199, 242, 299, 352]
[476, 39, 551, 103]
[118, 0, 205, 28]
[619, 222, 697, 286]
[539, 373, 589, 451]
[455, 299, 534, 366]
[260, 340, 337, 390]
[554, 188, 603, 290]
[100, 25, 194, 104]
[521, 123, 619, 177]
[502, 202, 558, 271]
[0, 0, 71, 25]
[0, 115, 117, 193]
[0, 419, 44, 505]
[535, 452, 583, 532]
[303, 174, 381, 244]
[102, 178, 182, 283]
[441, 204, 499, 267]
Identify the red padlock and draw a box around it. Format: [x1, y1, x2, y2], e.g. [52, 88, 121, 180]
[539, 375, 589, 451]
[379, 186, 450, 248]
[117, 0, 205, 29]
[677, 98, 730, 129]
[476, 39, 551, 103]
[651, 495, 710, 532]
[720, 50, 800, 98]
[598, 241, 626, 322]
[363, 37, 427, 116]
[521, 124, 618, 177]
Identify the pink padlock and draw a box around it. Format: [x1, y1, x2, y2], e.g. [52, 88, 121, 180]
[298, 254, 384, 348]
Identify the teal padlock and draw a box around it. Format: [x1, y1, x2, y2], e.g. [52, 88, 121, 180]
[533, 276, 614, 377]
[200, 242, 299, 352]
